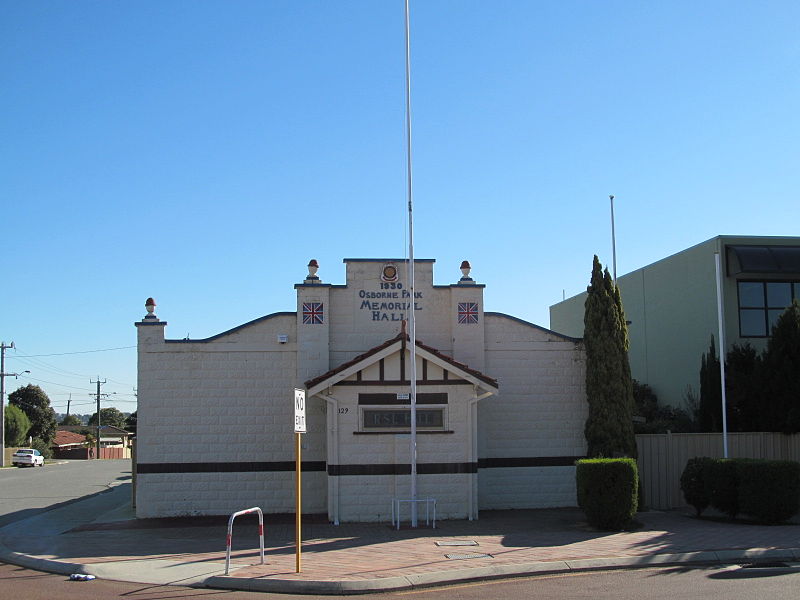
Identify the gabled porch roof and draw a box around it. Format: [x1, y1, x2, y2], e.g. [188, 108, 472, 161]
[305, 333, 498, 398]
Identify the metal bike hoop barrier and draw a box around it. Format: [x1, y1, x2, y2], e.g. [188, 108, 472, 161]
[225, 506, 265, 575]
[391, 497, 436, 530]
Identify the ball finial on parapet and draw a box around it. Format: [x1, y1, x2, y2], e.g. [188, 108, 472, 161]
[305, 259, 321, 283]
[144, 297, 158, 320]
[459, 260, 473, 282]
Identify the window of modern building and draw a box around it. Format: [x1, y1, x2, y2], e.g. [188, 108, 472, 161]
[738, 280, 800, 337]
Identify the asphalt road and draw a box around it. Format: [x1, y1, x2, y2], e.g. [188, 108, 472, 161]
[0, 459, 130, 528]
[2, 561, 799, 600]
[2, 460, 799, 598]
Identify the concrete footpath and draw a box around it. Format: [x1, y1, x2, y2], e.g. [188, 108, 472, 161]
[1, 481, 799, 595]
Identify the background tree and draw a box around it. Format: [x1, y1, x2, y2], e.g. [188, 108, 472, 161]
[762, 301, 800, 433]
[698, 337, 721, 432]
[4, 404, 31, 447]
[633, 380, 695, 434]
[124, 410, 137, 434]
[8, 384, 57, 445]
[88, 407, 127, 429]
[29, 436, 53, 459]
[583, 255, 637, 457]
[725, 343, 762, 432]
[59, 414, 82, 426]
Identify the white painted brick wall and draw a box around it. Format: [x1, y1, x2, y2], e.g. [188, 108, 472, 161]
[478, 467, 578, 508]
[135, 313, 328, 517]
[478, 314, 586, 509]
[337, 473, 473, 522]
[137, 471, 326, 518]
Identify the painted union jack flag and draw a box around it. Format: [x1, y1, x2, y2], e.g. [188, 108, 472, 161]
[457, 302, 479, 324]
[302, 302, 324, 324]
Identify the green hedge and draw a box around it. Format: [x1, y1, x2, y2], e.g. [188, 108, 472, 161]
[679, 457, 800, 523]
[738, 460, 800, 524]
[576, 458, 638, 530]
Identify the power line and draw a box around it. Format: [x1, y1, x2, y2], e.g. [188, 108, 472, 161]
[13, 346, 135, 358]
[24, 376, 95, 392]
[50, 399, 98, 407]
[9, 356, 132, 387]
[48, 391, 137, 397]
[10, 354, 93, 380]
[8, 348, 135, 388]
[5, 347, 136, 397]
[105, 377, 135, 386]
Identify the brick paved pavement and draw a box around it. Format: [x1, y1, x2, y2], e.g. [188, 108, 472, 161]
[1, 483, 798, 594]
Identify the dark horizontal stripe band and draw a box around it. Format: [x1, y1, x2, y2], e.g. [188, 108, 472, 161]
[337, 380, 471, 386]
[136, 461, 327, 474]
[136, 456, 584, 475]
[353, 430, 455, 435]
[358, 392, 448, 405]
[477, 456, 584, 468]
[328, 462, 477, 476]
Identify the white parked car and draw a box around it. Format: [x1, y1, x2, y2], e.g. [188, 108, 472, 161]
[11, 448, 44, 467]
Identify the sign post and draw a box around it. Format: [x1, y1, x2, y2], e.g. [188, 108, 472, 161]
[293, 388, 306, 573]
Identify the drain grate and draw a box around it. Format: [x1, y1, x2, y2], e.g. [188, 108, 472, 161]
[435, 540, 479, 547]
[741, 562, 791, 569]
[445, 553, 492, 560]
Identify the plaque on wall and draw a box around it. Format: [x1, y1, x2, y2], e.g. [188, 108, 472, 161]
[381, 263, 399, 283]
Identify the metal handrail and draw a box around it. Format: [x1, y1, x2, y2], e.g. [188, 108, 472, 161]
[224, 507, 265, 575]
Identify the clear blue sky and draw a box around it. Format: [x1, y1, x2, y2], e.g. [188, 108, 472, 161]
[2, 1, 798, 415]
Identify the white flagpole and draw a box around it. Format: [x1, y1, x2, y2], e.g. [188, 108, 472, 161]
[403, 0, 418, 528]
[714, 252, 729, 458]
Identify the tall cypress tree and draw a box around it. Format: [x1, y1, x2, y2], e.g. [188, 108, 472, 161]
[724, 343, 761, 432]
[698, 337, 721, 432]
[583, 256, 637, 458]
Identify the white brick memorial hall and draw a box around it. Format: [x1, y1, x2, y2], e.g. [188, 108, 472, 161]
[135, 258, 587, 522]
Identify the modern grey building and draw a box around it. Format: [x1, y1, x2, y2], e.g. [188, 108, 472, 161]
[550, 236, 800, 408]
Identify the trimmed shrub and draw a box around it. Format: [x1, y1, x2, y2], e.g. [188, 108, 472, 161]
[576, 458, 638, 530]
[680, 457, 714, 516]
[738, 460, 800, 524]
[707, 458, 744, 519]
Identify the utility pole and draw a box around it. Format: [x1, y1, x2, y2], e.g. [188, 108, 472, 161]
[91, 377, 106, 459]
[1, 342, 30, 468]
[66, 394, 71, 417]
[0, 341, 11, 468]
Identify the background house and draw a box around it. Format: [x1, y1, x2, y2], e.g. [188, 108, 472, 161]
[550, 235, 800, 408]
[51, 430, 88, 459]
[57, 425, 132, 459]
